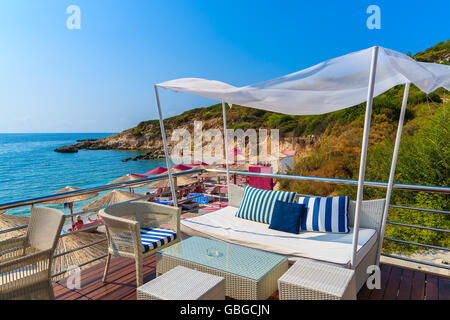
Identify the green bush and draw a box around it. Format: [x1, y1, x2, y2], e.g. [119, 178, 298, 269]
[364, 103, 450, 253]
[231, 123, 252, 130]
[133, 127, 143, 137]
[252, 109, 266, 117]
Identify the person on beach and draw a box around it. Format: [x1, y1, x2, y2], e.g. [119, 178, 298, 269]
[72, 216, 84, 231]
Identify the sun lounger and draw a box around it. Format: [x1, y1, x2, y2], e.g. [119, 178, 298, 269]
[181, 184, 385, 292]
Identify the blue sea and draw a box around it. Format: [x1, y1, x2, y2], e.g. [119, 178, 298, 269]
[0, 133, 169, 217]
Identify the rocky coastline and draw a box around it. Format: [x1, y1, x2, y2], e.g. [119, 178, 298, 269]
[54, 129, 170, 161]
[55, 129, 317, 162]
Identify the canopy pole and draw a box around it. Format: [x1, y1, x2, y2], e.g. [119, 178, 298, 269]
[350, 46, 379, 268]
[154, 85, 178, 207]
[222, 100, 231, 185]
[376, 82, 411, 264]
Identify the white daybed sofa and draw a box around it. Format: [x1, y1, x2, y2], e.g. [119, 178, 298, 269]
[181, 184, 385, 291]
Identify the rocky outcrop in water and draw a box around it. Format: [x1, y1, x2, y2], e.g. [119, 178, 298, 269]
[54, 145, 79, 153]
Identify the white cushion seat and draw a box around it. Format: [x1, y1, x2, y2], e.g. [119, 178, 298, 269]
[140, 227, 177, 253]
[181, 206, 377, 267]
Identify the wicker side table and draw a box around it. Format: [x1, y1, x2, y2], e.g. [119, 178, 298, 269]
[137, 266, 225, 300]
[278, 258, 356, 300]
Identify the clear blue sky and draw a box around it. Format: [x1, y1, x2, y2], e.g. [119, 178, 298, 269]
[0, 0, 448, 133]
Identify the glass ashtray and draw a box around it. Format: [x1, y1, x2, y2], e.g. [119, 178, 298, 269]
[206, 247, 222, 258]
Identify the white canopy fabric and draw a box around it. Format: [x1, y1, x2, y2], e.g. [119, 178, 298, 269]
[158, 46, 450, 115]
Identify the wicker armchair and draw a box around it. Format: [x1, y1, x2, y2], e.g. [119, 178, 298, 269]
[99, 201, 181, 287]
[0, 207, 65, 300]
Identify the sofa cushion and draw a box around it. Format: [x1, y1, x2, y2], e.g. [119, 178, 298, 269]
[236, 186, 297, 224]
[269, 200, 305, 234]
[140, 227, 177, 253]
[297, 196, 350, 233]
[181, 206, 377, 266]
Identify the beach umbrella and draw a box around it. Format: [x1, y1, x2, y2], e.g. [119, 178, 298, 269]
[146, 166, 168, 175]
[171, 164, 193, 171]
[148, 169, 199, 189]
[44, 186, 99, 204]
[43, 186, 99, 225]
[188, 161, 209, 166]
[108, 173, 150, 191]
[82, 190, 143, 211]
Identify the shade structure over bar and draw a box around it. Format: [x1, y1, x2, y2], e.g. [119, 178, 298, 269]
[157, 46, 449, 115]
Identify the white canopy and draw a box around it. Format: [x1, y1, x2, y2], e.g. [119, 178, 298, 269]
[153, 45, 449, 268]
[158, 46, 450, 115]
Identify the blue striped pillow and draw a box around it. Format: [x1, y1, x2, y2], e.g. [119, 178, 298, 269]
[297, 196, 350, 233]
[236, 186, 297, 224]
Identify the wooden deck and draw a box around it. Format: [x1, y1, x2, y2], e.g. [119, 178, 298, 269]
[53, 254, 450, 300]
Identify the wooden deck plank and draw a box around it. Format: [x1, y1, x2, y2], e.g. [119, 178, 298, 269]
[397, 269, 413, 300]
[69, 255, 156, 300]
[438, 277, 450, 300]
[383, 266, 403, 300]
[425, 274, 439, 300]
[75, 259, 137, 299]
[58, 256, 131, 291]
[53, 283, 89, 300]
[89, 261, 156, 300]
[356, 283, 372, 300]
[410, 271, 426, 300]
[368, 264, 392, 300]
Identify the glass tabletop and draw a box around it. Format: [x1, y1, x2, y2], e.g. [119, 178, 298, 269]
[157, 236, 287, 281]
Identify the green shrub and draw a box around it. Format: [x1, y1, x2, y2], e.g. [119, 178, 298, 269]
[231, 123, 252, 130]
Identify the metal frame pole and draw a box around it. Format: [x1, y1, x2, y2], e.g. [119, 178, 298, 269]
[154, 85, 178, 207]
[351, 46, 379, 267]
[222, 100, 231, 185]
[376, 82, 410, 264]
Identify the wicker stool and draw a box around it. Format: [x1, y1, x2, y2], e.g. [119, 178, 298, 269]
[137, 266, 225, 300]
[278, 258, 356, 300]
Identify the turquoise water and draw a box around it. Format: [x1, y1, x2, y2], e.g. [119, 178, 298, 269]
[0, 133, 169, 217]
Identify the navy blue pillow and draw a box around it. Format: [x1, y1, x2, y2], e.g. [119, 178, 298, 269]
[269, 200, 305, 234]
